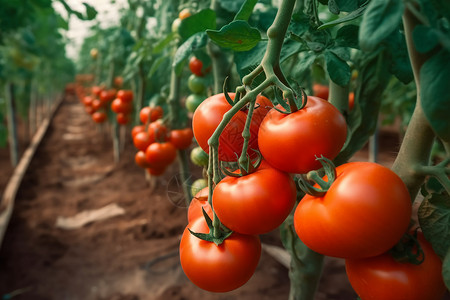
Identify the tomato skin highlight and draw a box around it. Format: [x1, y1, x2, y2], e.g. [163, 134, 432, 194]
[258, 96, 347, 174]
[179, 217, 261, 293]
[213, 162, 296, 235]
[294, 162, 412, 259]
[345, 232, 447, 300]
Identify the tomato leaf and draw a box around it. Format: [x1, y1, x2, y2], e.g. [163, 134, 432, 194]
[412, 25, 440, 54]
[234, 0, 258, 21]
[418, 187, 450, 259]
[152, 33, 176, 54]
[324, 50, 351, 87]
[335, 0, 364, 12]
[420, 49, 450, 142]
[207, 20, 261, 52]
[443, 248, 450, 290]
[359, 0, 403, 51]
[82, 3, 97, 20]
[385, 31, 414, 84]
[318, 2, 368, 30]
[179, 9, 216, 41]
[335, 25, 359, 49]
[173, 32, 209, 74]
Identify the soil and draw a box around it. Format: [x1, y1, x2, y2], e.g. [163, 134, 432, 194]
[0, 95, 446, 300]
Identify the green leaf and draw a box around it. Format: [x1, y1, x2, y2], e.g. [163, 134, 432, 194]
[359, 0, 404, 51]
[82, 3, 97, 20]
[217, 0, 246, 13]
[207, 20, 261, 52]
[148, 55, 168, 78]
[324, 50, 351, 87]
[179, 9, 216, 41]
[234, 0, 258, 21]
[335, 25, 359, 49]
[152, 33, 175, 54]
[318, 2, 368, 30]
[385, 31, 413, 84]
[444, 249, 450, 290]
[412, 25, 439, 54]
[420, 49, 450, 142]
[173, 32, 209, 73]
[335, 0, 361, 12]
[56, 15, 69, 30]
[418, 189, 450, 258]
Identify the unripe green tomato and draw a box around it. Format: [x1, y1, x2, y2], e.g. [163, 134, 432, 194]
[191, 178, 208, 198]
[172, 18, 181, 33]
[190, 146, 209, 167]
[187, 74, 207, 94]
[185, 94, 205, 113]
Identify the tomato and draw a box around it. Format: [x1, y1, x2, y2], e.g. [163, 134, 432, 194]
[190, 146, 209, 167]
[349, 92, 355, 111]
[85, 106, 95, 115]
[90, 48, 98, 59]
[114, 76, 123, 88]
[133, 132, 152, 151]
[116, 113, 130, 125]
[189, 56, 210, 77]
[111, 98, 132, 114]
[213, 162, 296, 235]
[193, 93, 272, 162]
[139, 106, 163, 124]
[345, 232, 446, 300]
[179, 8, 191, 20]
[117, 90, 133, 103]
[83, 96, 94, 107]
[313, 83, 329, 100]
[145, 142, 177, 168]
[92, 111, 107, 123]
[146, 165, 167, 176]
[179, 217, 261, 292]
[185, 94, 204, 113]
[187, 187, 212, 223]
[258, 96, 347, 174]
[135, 151, 150, 168]
[131, 125, 145, 138]
[187, 74, 207, 94]
[148, 120, 169, 143]
[100, 89, 116, 103]
[91, 86, 103, 97]
[190, 178, 207, 199]
[294, 162, 412, 259]
[91, 99, 103, 111]
[169, 128, 193, 149]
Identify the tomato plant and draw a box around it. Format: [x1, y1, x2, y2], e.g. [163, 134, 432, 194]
[179, 217, 261, 293]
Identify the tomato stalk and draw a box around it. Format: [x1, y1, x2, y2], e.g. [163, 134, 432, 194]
[237, 98, 256, 173]
[328, 80, 349, 116]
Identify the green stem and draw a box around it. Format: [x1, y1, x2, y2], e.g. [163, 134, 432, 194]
[238, 99, 256, 170]
[328, 80, 349, 115]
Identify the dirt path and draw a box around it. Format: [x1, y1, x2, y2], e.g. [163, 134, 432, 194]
[0, 96, 361, 299]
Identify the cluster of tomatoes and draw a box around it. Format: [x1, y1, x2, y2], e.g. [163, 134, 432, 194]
[110, 89, 134, 125]
[178, 92, 447, 298]
[131, 105, 194, 176]
[80, 86, 116, 124]
[184, 56, 210, 113]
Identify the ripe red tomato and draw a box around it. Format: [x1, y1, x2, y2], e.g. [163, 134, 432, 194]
[345, 232, 446, 300]
[116, 113, 130, 125]
[117, 90, 133, 103]
[111, 98, 132, 114]
[135, 151, 150, 168]
[91, 99, 103, 111]
[313, 83, 329, 100]
[133, 132, 152, 151]
[131, 125, 145, 138]
[294, 162, 412, 259]
[145, 142, 177, 168]
[114, 76, 123, 88]
[169, 128, 193, 149]
[213, 162, 296, 235]
[85, 106, 95, 115]
[139, 106, 163, 124]
[189, 56, 210, 77]
[148, 120, 169, 143]
[83, 96, 94, 106]
[193, 93, 272, 162]
[187, 187, 212, 223]
[179, 217, 261, 292]
[146, 165, 167, 176]
[99, 89, 116, 103]
[258, 96, 347, 174]
[92, 111, 107, 123]
[92, 86, 103, 97]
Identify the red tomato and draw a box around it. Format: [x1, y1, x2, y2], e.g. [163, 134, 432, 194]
[179, 217, 261, 292]
[148, 120, 169, 143]
[131, 125, 145, 138]
[133, 132, 152, 151]
[145, 142, 177, 168]
[91, 99, 103, 111]
[193, 93, 273, 162]
[111, 98, 132, 114]
[345, 232, 446, 300]
[258, 96, 347, 174]
[313, 83, 329, 100]
[92, 86, 103, 97]
[169, 128, 193, 149]
[213, 162, 296, 235]
[189, 56, 210, 77]
[349, 92, 355, 111]
[83, 96, 94, 106]
[139, 106, 163, 124]
[294, 162, 412, 259]
[85, 106, 95, 115]
[99, 89, 116, 103]
[114, 76, 123, 88]
[117, 90, 133, 103]
[116, 113, 130, 125]
[135, 151, 150, 168]
[92, 111, 107, 123]
[146, 165, 167, 176]
[187, 187, 212, 223]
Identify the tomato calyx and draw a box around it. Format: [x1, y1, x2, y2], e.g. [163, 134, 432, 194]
[389, 229, 425, 265]
[272, 85, 308, 115]
[221, 151, 263, 177]
[297, 156, 337, 196]
[188, 208, 233, 246]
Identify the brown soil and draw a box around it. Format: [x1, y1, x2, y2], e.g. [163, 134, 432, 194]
[0, 95, 443, 300]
